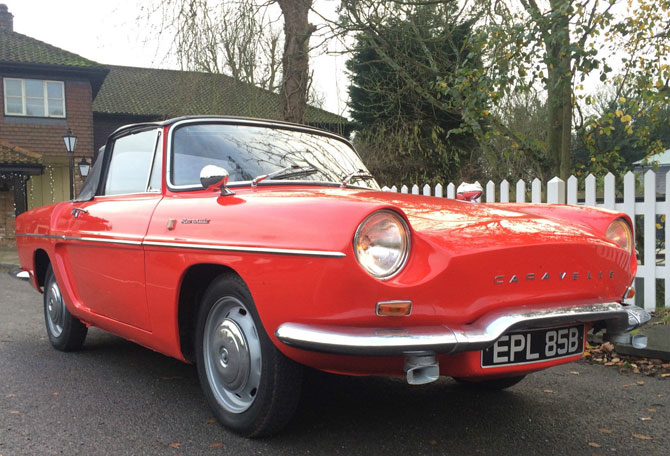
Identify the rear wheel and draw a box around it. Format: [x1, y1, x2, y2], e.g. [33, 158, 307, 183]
[454, 375, 526, 391]
[44, 266, 88, 351]
[195, 274, 302, 437]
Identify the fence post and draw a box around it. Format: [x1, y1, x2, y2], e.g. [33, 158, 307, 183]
[622, 171, 636, 305]
[500, 180, 510, 203]
[643, 170, 656, 311]
[411, 184, 419, 195]
[486, 181, 495, 202]
[532, 178, 542, 203]
[585, 174, 596, 207]
[435, 183, 443, 198]
[447, 183, 455, 199]
[547, 177, 566, 204]
[603, 173, 615, 209]
[401, 185, 408, 194]
[423, 184, 431, 196]
[567, 175, 578, 205]
[516, 180, 526, 203]
[390, 185, 398, 192]
[665, 173, 670, 308]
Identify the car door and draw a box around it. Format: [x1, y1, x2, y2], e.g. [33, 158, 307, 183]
[61, 127, 163, 331]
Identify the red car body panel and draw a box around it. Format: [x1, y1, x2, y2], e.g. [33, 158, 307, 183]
[15, 117, 639, 382]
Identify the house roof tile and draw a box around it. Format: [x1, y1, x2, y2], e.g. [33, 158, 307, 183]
[92, 65, 347, 127]
[0, 29, 104, 69]
[0, 140, 41, 165]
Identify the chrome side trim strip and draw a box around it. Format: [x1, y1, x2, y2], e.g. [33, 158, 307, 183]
[16, 233, 346, 258]
[16, 233, 143, 247]
[275, 302, 650, 356]
[143, 240, 346, 258]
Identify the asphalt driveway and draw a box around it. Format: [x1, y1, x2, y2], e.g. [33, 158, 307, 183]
[1, 272, 668, 455]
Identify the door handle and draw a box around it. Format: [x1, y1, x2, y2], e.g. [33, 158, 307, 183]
[71, 208, 88, 218]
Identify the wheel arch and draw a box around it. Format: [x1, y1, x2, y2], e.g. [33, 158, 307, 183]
[177, 263, 242, 362]
[34, 249, 51, 288]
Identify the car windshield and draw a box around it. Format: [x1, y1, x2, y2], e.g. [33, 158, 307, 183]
[170, 123, 380, 190]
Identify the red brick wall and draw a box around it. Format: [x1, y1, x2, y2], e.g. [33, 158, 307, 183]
[0, 188, 15, 248]
[0, 78, 96, 159]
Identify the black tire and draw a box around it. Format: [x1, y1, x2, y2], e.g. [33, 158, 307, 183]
[454, 375, 526, 391]
[195, 274, 303, 438]
[43, 266, 88, 351]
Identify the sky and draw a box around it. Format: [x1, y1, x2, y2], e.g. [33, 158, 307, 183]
[5, 0, 351, 117]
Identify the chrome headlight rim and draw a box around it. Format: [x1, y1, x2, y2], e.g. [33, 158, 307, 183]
[606, 218, 633, 254]
[354, 209, 411, 280]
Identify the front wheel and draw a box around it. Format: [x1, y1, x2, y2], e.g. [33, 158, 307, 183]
[195, 274, 302, 438]
[43, 266, 88, 351]
[454, 375, 526, 391]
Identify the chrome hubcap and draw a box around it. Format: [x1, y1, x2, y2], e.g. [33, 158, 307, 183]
[46, 280, 64, 337]
[203, 297, 262, 414]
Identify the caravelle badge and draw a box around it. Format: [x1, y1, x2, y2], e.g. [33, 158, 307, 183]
[494, 270, 615, 284]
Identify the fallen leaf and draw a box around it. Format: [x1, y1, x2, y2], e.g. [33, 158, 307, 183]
[5, 394, 15, 398]
[637, 381, 645, 385]
[648, 408, 656, 413]
[206, 419, 216, 424]
[604, 362, 615, 366]
[588, 442, 602, 448]
[210, 443, 223, 448]
[661, 373, 670, 378]
[632, 368, 640, 374]
[599, 428, 612, 435]
[9, 410, 19, 414]
[640, 417, 652, 421]
[601, 342, 615, 352]
[611, 357, 620, 363]
[52, 392, 59, 396]
[429, 440, 438, 446]
[543, 389, 554, 393]
[169, 442, 181, 448]
[570, 371, 580, 375]
[632, 433, 653, 440]
[659, 394, 665, 398]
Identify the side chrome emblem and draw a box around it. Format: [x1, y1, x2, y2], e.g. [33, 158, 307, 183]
[181, 218, 210, 225]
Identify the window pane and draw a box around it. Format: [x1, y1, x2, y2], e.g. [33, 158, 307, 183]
[171, 124, 379, 189]
[48, 98, 64, 116]
[46, 81, 63, 99]
[5, 96, 23, 114]
[25, 79, 43, 98]
[26, 97, 45, 116]
[105, 129, 159, 195]
[4, 79, 22, 97]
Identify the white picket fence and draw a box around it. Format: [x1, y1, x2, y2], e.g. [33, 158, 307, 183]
[382, 170, 669, 311]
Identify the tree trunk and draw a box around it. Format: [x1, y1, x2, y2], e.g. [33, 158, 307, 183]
[277, 0, 315, 124]
[545, 0, 573, 178]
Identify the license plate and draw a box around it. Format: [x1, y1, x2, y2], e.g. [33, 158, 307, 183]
[481, 324, 584, 367]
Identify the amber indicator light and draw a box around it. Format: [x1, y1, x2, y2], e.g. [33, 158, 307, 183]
[376, 301, 412, 317]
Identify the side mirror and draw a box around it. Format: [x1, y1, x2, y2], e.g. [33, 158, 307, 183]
[200, 165, 235, 196]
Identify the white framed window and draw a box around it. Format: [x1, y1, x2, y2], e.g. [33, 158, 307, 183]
[3, 78, 66, 118]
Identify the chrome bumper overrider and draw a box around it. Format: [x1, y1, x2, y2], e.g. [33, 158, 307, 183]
[275, 302, 651, 356]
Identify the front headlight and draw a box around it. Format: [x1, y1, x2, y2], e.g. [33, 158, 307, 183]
[354, 210, 410, 279]
[606, 218, 633, 253]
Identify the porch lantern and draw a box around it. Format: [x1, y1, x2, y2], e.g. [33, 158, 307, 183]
[63, 128, 77, 199]
[78, 156, 90, 178]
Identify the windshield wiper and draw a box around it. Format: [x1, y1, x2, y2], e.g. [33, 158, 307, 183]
[251, 165, 318, 187]
[340, 170, 375, 188]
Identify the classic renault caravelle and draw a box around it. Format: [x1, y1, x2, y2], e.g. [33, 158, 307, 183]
[16, 116, 650, 437]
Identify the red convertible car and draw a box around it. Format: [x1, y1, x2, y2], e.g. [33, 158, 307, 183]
[16, 116, 650, 437]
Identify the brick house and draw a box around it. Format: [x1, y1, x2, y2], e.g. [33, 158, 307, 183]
[0, 4, 347, 248]
[0, 4, 108, 247]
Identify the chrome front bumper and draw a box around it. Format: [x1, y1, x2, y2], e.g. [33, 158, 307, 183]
[275, 302, 651, 356]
